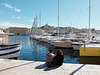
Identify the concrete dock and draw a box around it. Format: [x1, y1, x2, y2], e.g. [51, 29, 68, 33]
[0, 59, 100, 75]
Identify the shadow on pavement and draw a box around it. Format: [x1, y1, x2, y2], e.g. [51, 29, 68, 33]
[35, 63, 60, 71]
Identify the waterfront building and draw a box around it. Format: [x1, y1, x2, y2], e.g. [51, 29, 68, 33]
[8, 27, 28, 35]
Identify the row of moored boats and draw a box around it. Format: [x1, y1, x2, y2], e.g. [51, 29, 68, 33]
[30, 33, 100, 56]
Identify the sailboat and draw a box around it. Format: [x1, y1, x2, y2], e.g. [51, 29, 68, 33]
[30, 15, 42, 40]
[71, 0, 100, 51]
[51, 0, 81, 48]
[80, 0, 100, 56]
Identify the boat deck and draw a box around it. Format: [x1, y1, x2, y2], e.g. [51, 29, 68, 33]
[0, 59, 100, 75]
[81, 44, 100, 48]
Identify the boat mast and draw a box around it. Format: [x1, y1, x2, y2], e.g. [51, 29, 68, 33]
[31, 19, 34, 35]
[89, 0, 91, 40]
[39, 11, 41, 27]
[35, 15, 37, 35]
[32, 21, 34, 35]
[39, 11, 41, 35]
[58, 0, 59, 36]
[70, 22, 72, 34]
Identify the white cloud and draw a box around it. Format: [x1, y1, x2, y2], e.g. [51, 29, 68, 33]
[2, 3, 21, 12]
[2, 3, 13, 9]
[14, 8, 21, 12]
[11, 16, 21, 19]
[0, 22, 31, 28]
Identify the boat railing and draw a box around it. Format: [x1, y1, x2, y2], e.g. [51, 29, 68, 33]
[0, 44, 20, 49]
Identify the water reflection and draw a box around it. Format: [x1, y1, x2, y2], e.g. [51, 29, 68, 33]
[80, 57, 100, 65]
[31, 39, 79, 64]
[32, 39, 55, 49]
[9, 36, 79, 64]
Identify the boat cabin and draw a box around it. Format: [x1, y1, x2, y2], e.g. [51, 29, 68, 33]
[0, 30, 9, 45]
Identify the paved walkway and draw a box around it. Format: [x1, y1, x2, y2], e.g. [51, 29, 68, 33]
[0, 59, 100, 75]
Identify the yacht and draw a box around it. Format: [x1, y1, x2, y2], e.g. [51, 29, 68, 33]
[51, 34, 79, 48]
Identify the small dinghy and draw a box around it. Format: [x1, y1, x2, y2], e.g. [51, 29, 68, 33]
[0, 44, 21, 59]
[0, 29, 21, 59]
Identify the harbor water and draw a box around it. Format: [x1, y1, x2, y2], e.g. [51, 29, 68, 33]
[9, 36, 100, 64]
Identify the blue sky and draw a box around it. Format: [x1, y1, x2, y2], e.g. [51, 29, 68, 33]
[0, 0, 100, 29]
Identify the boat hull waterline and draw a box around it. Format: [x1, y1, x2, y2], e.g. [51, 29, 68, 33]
[0, 44, 21, 59]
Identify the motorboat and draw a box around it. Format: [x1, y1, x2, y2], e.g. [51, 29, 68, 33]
[51, 37, 79, 48]
[50, 33, 80, 48]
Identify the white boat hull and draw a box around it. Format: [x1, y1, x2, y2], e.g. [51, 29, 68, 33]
[0, 44, 21, 59]
[51, 41, 72, 48]
[0, 52, 19, 59]
[71, 42, 84, 50]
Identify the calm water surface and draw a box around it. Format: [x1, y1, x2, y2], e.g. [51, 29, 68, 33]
[9, 36, 100, 64]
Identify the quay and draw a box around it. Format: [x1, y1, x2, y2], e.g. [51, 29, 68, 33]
[0, 59, 100, 75]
